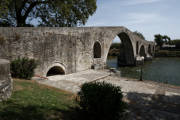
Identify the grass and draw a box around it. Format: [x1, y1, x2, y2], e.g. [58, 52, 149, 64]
[0, 79, 77, 120]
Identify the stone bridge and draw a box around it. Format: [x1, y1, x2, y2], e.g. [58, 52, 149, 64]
[0, 27, 155, 77]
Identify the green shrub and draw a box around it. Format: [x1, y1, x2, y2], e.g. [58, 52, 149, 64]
[76, 82, 126, 120]
[10, 57, 37, 79]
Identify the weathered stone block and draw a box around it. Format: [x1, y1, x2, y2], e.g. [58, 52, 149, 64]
[0, 59, 12, 101]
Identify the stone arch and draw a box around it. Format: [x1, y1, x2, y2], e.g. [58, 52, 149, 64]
[140, 45, 146, 57]
[46, 63, 66, 77]
[117, 32, 135, 65]
[148, 44, 152, 55]
[136, 41, 139, 55]
[93, 41, 101, 58]
[153, 45, 155, 52]
[106, 32, 135, 66]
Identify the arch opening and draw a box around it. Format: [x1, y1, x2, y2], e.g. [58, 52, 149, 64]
[140, 45, 146, 57]
[107, 32, 135, 67]
[153, 46, 155, 51]
[93, 42, 101, 58]
[136, 41, 139, 55]
[46, 66, 65, 76]
[148, 45, 152, 55]
[107, 36, 122, 68]
[117, 33, 134, 66]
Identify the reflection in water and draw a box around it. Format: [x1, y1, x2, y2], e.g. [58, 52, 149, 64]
[107, 56, 180, 86]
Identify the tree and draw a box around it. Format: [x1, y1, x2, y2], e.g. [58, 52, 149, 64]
[0, 0, 11, 26]
[163, 35, 171, 44]
[110, 43, 122, 50]
[0, 0, 97, 27]
[0, 0, 10, 17]
[154, 34, 171, 48]
[154, 34, 164, 48]
[133, 31, 145, 40]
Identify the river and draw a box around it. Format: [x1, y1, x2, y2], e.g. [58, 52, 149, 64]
[107, 56, 180, 86]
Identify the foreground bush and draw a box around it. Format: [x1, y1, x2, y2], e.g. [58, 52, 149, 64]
[10, 57, 37, 79]
[77, 82, 126, 120]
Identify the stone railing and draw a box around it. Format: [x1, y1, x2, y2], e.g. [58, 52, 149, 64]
[0, 59, 12, 101]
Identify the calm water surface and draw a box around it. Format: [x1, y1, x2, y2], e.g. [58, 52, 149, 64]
[107, 57, 180, 86]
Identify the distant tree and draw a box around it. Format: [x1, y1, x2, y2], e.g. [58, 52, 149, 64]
[171, 39, 180, 49]
[0, 0, 10, 17]
[108, 43, 122, 56]
[110, 43, 122, 50]
[154, 34, 172, 48]
[154, 34, 164, 48]
[0, 0, 97, 27]
[133, 31, 145, 40]
[163, 35, 171, 44]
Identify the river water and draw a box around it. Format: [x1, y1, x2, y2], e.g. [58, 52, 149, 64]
[107, 57, 180, 86]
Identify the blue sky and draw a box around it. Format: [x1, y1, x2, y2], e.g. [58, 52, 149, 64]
[85, 0, 180, 42]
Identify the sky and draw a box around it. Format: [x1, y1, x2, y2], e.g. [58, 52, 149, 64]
[85, 0, 180, 42]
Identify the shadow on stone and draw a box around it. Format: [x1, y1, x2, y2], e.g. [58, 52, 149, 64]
[126, 92, 180, 120]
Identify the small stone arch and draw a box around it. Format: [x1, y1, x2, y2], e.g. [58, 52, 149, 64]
[136, 41, 139, 55]
[93, 41, 101, 58]
[46, 63, 66, 77]
[140, 45, 146, 57]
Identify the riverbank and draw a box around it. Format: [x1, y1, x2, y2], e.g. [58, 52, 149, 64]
[100, 74, 180, 96]
[35, 69, 180, 95]
[107, 57, 180, 86]
[100, 75, 180, 120]
[35, 70, 180, 120]
[155, 50, 180, 57]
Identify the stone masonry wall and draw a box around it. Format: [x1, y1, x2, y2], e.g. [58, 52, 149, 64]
[0, 27, 155, 77]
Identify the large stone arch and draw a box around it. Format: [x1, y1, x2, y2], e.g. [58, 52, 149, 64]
[45, 63, 66, 77]
[93, 41, 101, 58]
[140, 45, 146, 57]
[105, 31, 135, 66]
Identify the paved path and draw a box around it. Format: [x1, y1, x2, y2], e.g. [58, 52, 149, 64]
[35, 70, 109, 93]
[35, 69, 180, 96]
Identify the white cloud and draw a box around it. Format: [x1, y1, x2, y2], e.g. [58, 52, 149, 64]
[123, 13, 165, 25]
[85, 21, 106, 26]
[121, 0, 163, 6]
